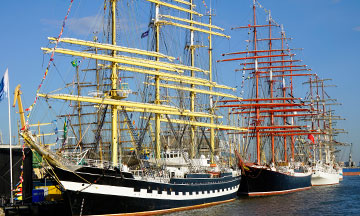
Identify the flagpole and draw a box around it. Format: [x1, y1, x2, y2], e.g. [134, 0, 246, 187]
[6, 69, 14, 204]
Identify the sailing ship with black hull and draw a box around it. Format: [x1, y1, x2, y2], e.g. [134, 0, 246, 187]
[15, 0, 245, 215]
[217, 0, 313, 196]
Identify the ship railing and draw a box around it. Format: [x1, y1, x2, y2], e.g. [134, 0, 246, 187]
[131, 169, 171, 183]
[88, 90, 105, 97]
[131, 170, 144, 178]
[70, 158, 118, 169]
[317, 165, 339, 174]
[117, 86, 132, 98]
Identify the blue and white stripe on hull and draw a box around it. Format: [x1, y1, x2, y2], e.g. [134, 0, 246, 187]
[61, 180, 239, 200]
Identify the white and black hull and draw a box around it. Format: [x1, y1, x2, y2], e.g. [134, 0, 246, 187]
[54, 167, 240, 215]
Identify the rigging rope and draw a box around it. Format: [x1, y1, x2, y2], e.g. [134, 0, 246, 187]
[25, 0, 75, 126]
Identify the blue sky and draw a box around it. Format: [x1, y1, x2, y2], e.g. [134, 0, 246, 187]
[0, 0, 359, 163]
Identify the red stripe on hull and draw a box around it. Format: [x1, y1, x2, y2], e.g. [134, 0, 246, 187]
[244, 186, 311, 196]
[312, 182, 339, 186]
[343, 172, 360, 176]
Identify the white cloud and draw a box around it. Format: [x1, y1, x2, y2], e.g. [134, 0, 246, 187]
[40, 18, 62, 29]
[41, 16, 104, 36]
[353, 26, 360, 32]
[41, 15, 147, 37]
[67, 16, 104, 36]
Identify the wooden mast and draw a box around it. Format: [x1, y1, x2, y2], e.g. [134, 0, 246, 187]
[76, 64, 83, 151]
[268, 10, 275, 164]
[315, 76, 322, 161]
[155, 2, 161, 160]
[209, 5, 215, 164]
[217, 1, 319, 167]
[280, 24, 287, 163]
[111, 0, 119, 165]
[252, 0, 261, 165]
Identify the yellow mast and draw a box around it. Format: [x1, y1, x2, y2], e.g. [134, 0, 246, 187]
[189, 0, 196, 159]
[38, 121, 41, 145]
[155, 3, 161, 160]
[38, 0, 244, 165]
[110, 0, 119, 166]
[16, 0, 249, 173]
[228, 108, 232, 166]
[209, 10, 215, 164]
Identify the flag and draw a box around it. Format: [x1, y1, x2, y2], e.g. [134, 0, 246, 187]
[63, 117, 67, 142]
[0, 69, 9, 101]
[71, 59, 80, 67]
[141, 30, 149, 39]
[308, 134, 315, 144]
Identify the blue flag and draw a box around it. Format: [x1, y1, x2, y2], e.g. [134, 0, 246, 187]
[0, 77, 5, 101]
[141, 30, 149, 39]
[0, 69, 9, 102]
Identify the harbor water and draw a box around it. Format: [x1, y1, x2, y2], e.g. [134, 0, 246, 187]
[168, 176, 360, 215]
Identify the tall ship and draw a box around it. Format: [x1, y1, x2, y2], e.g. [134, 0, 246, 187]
[14, 0, 244, 215]
[217, 0, 313, 196]
[302, 77, 345, 185]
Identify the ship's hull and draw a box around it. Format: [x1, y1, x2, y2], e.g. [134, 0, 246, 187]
[311, 170, 339, 186]
[339, 169, 343, 181]
[342, 167, 360, 176]
[238, 166, 311, 196]
[54, 167, 240, 215]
